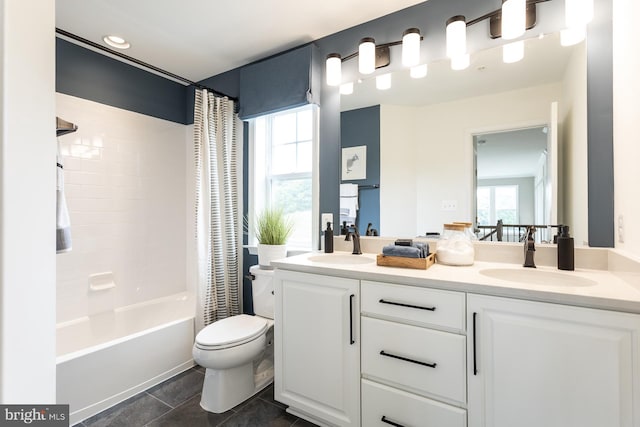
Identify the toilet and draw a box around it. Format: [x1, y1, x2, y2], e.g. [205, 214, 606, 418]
[193, 265, 275, 413]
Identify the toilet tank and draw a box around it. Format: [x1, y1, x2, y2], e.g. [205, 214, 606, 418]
[249, 265, 274, 319]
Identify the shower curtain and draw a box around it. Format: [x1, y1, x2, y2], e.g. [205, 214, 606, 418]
[194, 89, 240, 331]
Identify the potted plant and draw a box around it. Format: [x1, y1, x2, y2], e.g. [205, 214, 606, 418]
[253, 207, 294, 269]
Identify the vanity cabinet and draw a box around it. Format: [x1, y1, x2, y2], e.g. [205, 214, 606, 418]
[360, 280, 467, 427]
[274, 270, 360, 427]
[467, 294, 640, 427]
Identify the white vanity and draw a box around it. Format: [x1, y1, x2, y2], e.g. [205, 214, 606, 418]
[272, 249, 640, 427]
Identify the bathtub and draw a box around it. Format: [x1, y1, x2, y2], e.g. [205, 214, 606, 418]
[56, 291, 195, 425]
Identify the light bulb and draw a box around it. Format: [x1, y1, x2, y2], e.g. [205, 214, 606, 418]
[410, 64, 428, 79]
[402, 28, 421, 67]
[325, 54, 342, 86]
[560, 26, 586, 46]
[451, 53, 470, 71]
[359, 38, 376, 75]
[446, 16, 466, 58]
[502, 0, 526, 40]
[503, 41, 524, 63]
[565, 0, 594, 29]
[340, 82, 354, 95]
[103, 35, 130, 49]
[376, 73, 391, 90]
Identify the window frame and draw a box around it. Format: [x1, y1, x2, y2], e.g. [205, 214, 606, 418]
[477, 184, 520, 225]
[247, 105, 319, 252]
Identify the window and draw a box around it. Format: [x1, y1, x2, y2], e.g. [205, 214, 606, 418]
[477, 185, 519, 225]
[249, 105, 318, 250]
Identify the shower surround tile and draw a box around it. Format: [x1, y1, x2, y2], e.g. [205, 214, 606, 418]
[56, 93, 188, 323]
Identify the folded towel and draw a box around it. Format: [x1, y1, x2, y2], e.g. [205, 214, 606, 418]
[414, 242, 429, 258]
[383, 244, 422, 258]
[56, 139, 72, 253]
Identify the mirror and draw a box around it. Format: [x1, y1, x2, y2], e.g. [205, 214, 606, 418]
[340, 33, 587, 242]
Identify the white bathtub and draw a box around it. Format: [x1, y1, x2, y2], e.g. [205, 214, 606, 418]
[56, 291, 195, 425]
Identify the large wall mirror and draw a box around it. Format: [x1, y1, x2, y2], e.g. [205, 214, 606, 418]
[340, 32, 588, 244]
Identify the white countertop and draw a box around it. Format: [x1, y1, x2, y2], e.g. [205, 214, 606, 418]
[271, 251, 640, 314]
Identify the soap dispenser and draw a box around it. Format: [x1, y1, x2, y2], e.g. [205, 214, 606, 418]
[557, 225, 575, 271]
[324, 222, 334, 253]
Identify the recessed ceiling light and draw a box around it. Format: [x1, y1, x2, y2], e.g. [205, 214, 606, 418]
[103, 35, 130, 49]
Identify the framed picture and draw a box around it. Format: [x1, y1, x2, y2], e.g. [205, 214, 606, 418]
[342, 145, 367, 180]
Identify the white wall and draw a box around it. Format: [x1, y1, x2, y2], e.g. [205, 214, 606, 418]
[380, 105, 418, 236]
[56, 94, 188, 323]
[561, 43, 588, 246]
[613, 0, 640, 258]
[380, 83, 562, 236]
[0, 1, 56, 402]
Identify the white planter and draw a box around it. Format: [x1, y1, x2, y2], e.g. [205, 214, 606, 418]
[257, 244, 287, 269]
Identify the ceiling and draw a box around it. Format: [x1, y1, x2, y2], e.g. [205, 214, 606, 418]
[55, 0, 426, 82]
[476, 127, 549, 180]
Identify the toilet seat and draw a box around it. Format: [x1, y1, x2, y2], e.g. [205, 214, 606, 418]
[195, 314, 268, 350]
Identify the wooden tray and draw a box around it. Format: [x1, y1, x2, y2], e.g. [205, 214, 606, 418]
[376, 253, 435, 270]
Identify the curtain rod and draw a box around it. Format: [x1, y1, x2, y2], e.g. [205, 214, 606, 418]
[55, 28, 238, 102]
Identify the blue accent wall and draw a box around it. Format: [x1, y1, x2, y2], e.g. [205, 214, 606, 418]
[56, 38, 189, 124]
[341, 106, 380, 236]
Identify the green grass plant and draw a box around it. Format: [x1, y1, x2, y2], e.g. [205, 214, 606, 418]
[253, 207, 294, 245]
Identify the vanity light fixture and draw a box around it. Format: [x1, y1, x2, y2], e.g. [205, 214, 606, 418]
[410, 64, 428, 79]
[103, 35, 130, 49]
[325, 29, 423, 86]
[402, 28, 421, 67]
[376, 73, 392, 90]
[359, 38, 376, 75]
[327, 0, 586, 89]
[503, 40, 524, 63]
[501, 0, 526, 40]
[340, 82, 354, 95]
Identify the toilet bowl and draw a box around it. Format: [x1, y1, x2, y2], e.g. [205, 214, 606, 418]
[193, 265, 274, 413]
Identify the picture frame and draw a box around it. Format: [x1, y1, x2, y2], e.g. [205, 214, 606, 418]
[342, 145, 367, 180]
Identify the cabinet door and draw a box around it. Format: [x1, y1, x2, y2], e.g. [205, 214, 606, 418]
[274, 270, 360, 427]
[468, 293, 640, 427]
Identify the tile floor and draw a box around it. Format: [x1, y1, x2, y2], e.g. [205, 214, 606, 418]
[73, 366, 318, 427]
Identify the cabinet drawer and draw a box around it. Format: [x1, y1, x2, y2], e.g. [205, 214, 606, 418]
[362, 379, 466, 427]
[362, 317, 466, 404]
[361, 280, 465, 332]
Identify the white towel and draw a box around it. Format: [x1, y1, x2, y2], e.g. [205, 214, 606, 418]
[56, 140, 72, 253]
[340, 183, 359, 225]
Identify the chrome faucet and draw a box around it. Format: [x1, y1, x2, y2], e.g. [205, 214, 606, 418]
[344, 224, 362, 255]
[523, 226, 536, 268]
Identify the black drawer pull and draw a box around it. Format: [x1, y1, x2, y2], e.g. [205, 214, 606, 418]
[473, 312, 478, 375]
[349, 294, 355, 345]
[380, 350, 437, 368]
[379, 299, 436, 311]
[381, 415, 406, 427]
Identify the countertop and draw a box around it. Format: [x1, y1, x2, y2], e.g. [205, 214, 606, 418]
[271, 251, 640, 314]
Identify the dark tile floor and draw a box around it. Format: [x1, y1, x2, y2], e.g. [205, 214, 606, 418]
[73, 366, 318, 427]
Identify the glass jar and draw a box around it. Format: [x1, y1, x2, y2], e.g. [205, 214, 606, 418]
[453, 221, 477, 241]
[436, 223, 475, 266]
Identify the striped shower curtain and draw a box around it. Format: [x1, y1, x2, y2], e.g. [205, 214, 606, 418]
[194, 89, 240, 331]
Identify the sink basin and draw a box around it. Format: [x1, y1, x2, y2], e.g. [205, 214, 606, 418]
[480, 268, 597, 287]
[307, 254, 375, 265]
